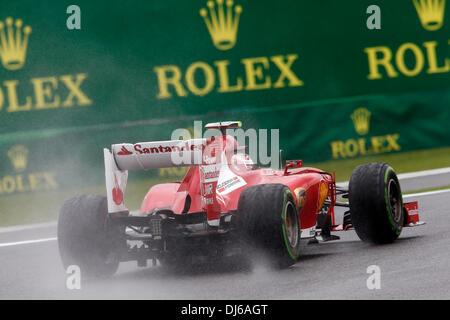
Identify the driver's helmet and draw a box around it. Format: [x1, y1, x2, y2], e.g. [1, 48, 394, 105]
[231, 153, 256, 171]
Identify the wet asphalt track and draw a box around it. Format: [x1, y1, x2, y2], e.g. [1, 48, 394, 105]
[0, 191, 449, 300]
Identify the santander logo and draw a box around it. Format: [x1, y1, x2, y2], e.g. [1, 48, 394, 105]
[117, 146, 132, 156]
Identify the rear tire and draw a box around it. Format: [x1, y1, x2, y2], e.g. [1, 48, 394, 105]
[349, 162, 404, 244]
[238, 184, 301, 268]
[57, 195, 124, 278]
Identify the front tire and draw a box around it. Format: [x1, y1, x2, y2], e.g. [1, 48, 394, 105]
[57, 195, 124, 278]
[349, 162, 404, 244]
[238, 184, 301, 268]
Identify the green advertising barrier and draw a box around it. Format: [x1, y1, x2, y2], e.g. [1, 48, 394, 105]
[0, 0, 449, 198]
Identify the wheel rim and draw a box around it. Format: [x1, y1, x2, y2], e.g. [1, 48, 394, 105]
[388, 179, 402, 223]
[284, 201, 299, 248]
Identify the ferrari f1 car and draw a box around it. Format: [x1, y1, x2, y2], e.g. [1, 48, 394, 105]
[57, 121, 424, 277]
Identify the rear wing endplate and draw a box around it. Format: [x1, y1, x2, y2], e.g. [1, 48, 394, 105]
[104, 148, 129, 214]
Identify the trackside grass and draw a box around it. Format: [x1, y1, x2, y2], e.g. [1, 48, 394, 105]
[0, 147, 449, 227]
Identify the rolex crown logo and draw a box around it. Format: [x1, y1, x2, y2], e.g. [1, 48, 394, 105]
[351, 108, 371, 136]
[0, 17, 32, 70]
[413, 0, 446, 31]
[8, 145, 29, 172]
[200, 0, 242, 51]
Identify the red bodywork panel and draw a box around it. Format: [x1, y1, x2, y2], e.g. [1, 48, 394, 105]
[403, 201, 422, 225]
[140, 135, 335, 230]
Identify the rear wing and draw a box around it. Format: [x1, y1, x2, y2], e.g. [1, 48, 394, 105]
[104, 139, 205, 214]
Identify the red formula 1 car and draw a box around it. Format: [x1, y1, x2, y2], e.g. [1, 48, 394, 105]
[57, 121, 424, 277]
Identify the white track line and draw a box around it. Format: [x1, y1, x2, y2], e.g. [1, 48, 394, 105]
[404, 188, 450, 198]
[0, 237, 57, 248]
[0, 221, 57, 234]
[397, 167, 450, 179]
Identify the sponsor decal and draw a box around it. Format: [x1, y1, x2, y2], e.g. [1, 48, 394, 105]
[116, 142, 206, 157]
[7, 145, 28, 172]
[204, 183, 214, 195]
[117, 145, 132, 156]
[364, 1, 448, 80]
[0, 17, 31, 71]
[153, 0, 304, 99]
[201, 196, 215, 205]
[199, 0, 242, 51]
[200, 164, 221, 182]
[413, 0, 446, 31]
[133, 142, 204, 155]
[351, 107, 371, 136]
[216, 162, 246, 195]
[0, 17, 92, 115]
[330, 107, 401, 159]
[0, 145, 59, 195]
[217, 176, 240, 193]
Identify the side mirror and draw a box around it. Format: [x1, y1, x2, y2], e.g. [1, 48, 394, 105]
[283, 160, 303, 175]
